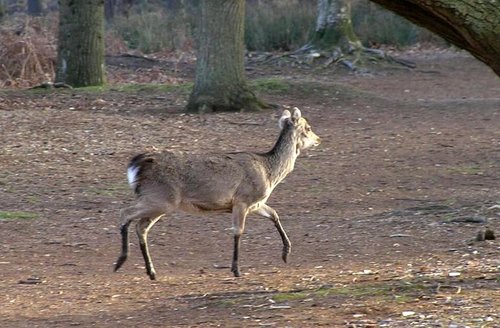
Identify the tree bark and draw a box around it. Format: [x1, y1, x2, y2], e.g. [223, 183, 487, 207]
[186, 0, 264, 113]
[27, 0, 43, 16]
[311, 0, 362, 52]
[0, 0, 5, 21]
[56, 0, 106, 87]
[104, 0, 117, 22]
[368, 0, 500, 76]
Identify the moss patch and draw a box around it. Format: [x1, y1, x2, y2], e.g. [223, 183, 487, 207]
[250, 78, 290, 94]
[446, 164, 483, 175]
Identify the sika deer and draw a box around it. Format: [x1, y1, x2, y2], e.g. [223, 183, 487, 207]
[114, 108, 320, 279]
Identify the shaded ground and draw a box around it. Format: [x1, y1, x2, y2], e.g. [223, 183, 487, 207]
[0, 51, 499, 327]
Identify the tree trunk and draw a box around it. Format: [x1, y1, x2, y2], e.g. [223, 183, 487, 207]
[0, 0, 5, 21]
[104, 0, 117, 22]
[56, 0, 105, 87]
[163, 0, 181, 12]
[186, 0, 264, 113]
[311, 0, 362, 52]
[27, 0, 43, 16]
[368, 0, 500, 76]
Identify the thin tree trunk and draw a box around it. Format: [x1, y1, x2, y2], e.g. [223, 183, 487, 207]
[368, 0, 500, 76]
[186, 0, 264, 113]
[0, 0, 5, 21]
[56, 0, 105, 87]
[104, 0, 117, 22]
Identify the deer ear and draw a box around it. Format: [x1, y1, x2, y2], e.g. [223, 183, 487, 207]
[279, 110, 291, 129]
[292, 107, 302, 120]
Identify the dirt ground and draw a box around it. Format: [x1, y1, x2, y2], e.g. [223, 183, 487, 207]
[0, 51, 499, 327]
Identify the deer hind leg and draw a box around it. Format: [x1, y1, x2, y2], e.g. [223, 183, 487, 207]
[114, 205, 143, 272]
[136, 214, 165, 280]
[114, 204, 164, 277]
[231, 204, 248, 277]
[255, 204, 291, 263]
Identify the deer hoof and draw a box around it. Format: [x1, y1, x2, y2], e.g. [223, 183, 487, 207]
[231, 267, 241, 277]
[147, 270, 157, 280]
[282, 246, 291, 263]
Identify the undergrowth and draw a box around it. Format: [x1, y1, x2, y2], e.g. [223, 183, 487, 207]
[0, 14, 57, 88]
[353, 2, 445, 47]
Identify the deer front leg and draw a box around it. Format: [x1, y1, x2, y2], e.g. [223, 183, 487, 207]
[255, 204, 291, 263]
[231, 204, 248, 277]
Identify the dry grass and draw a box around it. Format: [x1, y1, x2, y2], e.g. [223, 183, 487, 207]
[0, 14, 57, 88]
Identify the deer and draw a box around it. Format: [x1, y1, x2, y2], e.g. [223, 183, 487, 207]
[114, 108, 321, 280]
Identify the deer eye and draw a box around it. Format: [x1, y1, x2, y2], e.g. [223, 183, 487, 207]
[305, 126, 311, 132]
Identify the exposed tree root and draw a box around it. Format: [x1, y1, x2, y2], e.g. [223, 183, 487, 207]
[29, 82, 73, 89]
[185, 85, 272, 113]
[362, 48, 416, 68]
[248, 46, 416, 72]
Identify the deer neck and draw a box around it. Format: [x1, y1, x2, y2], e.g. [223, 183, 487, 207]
[265, 125, 299, 187]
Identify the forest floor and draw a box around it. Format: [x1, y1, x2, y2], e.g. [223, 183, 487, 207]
[0, 50, 499, 327]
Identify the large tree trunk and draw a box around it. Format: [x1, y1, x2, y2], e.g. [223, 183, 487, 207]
[309, 0, 362, 52]
[297, 0, 371, 70]
[368, 0, 500, 76]
[56, 0, 105, 87]
[186, 0, 264, 113]
[27, 0, 43, 16]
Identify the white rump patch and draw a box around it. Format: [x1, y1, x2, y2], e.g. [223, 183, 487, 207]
[127, 165, 140, 188]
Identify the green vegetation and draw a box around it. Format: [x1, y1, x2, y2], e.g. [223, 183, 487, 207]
[271, 281, 428, 304]
[272, 291, 310, 302]
[86, 83, 192, 94]
[195, 299, 236, 309]
[250, 78, 290, 94]
[0, 211, 38, 220]
[250, 78, 385, 100]
[113, 83, 193, 94]
[71, 85, 109, 93]
[20, 83, 192, 95]
[446, 164, 483, 175]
